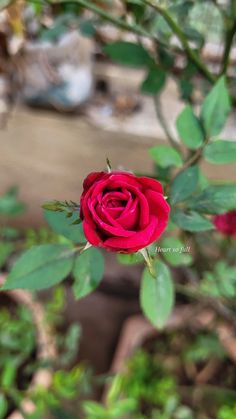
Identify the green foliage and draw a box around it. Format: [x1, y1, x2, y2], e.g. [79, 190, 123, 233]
[53, 367, 83, 399]
[201, 77, 231, 137]
[3, 244, 75, 290]
[24, 227, 59, 248]
[149, 145, 183, 168]
[117, 252, 143, 265]
[108, 349, 194, 419]
[0, 187, 26, 217]
[140, 260, 174, 329]
[83, 374, 137, 418]
[172, 209, 214, 232]
[126, 0, 146, 22]
[72, 247, 104, 299]
[141, 68, 166, 95]
[3, 0, 236, 350]
[176, 105, 204, 150]
[188, 185, 236, 214]
[40, 14, 78, 42]
[0, 242, 14, 269]
[0, 284, 90, 418]
[44, 286, 66, 325]
[104, 41, 151, 67]
[218, 405, 236, 419]
[0, 394, 7, 419]
[83, 398, 137, 419]
[0, 305, 35, 406]
[58, 323, 81, 367]
[39, 13, 95, 41]
[122, 350, 177, 408]
[170, 166, 199, 205]
[204, 140, 236, 164]
[44, 209, 85, 244]
[0, 187, 27, 270]
[201, 262, 236, 298]
[184, 333, 226, 362]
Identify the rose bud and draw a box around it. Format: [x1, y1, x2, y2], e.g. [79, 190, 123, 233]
[80, 171, 170, 253]
[213, 210, 236, 237]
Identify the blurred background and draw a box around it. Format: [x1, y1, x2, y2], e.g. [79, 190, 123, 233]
[1, 1, 236, 418]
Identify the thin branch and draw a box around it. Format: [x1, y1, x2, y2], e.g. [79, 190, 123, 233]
[220, 18, 236, 75]
[176, 284, 236, 328]
[48, 0, 152, 38]
[154, 95, 181, 153]
[158, 252, 236, 327]
[143, 0, 216, 84]
[173, 136, 210, 178]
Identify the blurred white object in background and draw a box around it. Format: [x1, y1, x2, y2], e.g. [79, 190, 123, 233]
[58, 63, 93, 107]
[19, 30, 94, 111]
[0, 75, 10, 127]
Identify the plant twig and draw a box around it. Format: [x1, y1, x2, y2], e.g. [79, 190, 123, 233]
[48, 0, 151, 38]
[173, 136, 210, 179]
[221, 18, 236, 75]
[175, 283, 236, 328]
[140, 248, 156, 278]
[143, 0, 216, 84]
[154, 95, 182, 153]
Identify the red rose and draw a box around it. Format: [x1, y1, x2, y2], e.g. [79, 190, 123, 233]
[213, 210, 236, 237]
[80, 171, 170, 253]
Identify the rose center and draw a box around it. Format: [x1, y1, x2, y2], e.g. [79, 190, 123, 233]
[106, 199, 126, 208]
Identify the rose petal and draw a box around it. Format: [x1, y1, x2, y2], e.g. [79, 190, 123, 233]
[106, 173, 141, 189]
[83, 172, 107, 191]
[87, 199, 135, 238]
[104, 215, 158, 252]
[105, 207, 124, 219]
[96, 204, 122, 226]
[117, 197, 139, 229]
[83, 220, 103, 247]
[138, 176, 164, 194]
[145, 190, 170, 218]
[102, 181, 150, 229]
[102, 191, 128, 206]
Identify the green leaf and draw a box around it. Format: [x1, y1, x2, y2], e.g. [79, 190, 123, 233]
[201, 77, 231, 136]
[126, 0, 145, 21]
[104, 41, 151, 67]
[106, 374, 123, 405]
[0, 394, 7, 419]
[44, 209, 85, 243]
[201, 262, 236, 299]
[178, 79, 194, 102]
[198, 170, 210, 191]
[141, 68, 166, 95]
[2, 244, 74, 290]
[170, 166, 199, 204]
[188, 185, 236, 214]
[176, 105, 204, 150]
[83, 401, 105, 416]
[149, 145, 183, 168]
[1, 361, 17, 389]
[172, 209, 214, 232]
[117, 252, 143, 265]
[140, 260, 174, 329]
[0, 187, 26, 217]
[0, 242, 14, 269]
[204, 140, 236, 164]
[72, 247, 104, 299]
[111, 399, 137, 416]
[160, 237, 192, 267]
[79, 19, 96, 37]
